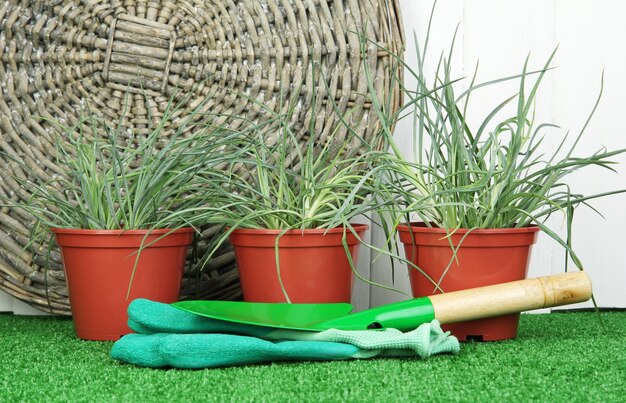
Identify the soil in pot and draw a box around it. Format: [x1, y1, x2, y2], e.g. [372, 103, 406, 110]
[53, 227, 194, 341]
[397, 223, 539, 341]
[229, 224, 368, 303]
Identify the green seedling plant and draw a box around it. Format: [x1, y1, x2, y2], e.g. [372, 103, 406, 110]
[193, 111, 391, 231]
[2, 102, 236, 235]
[1, 96, 246, 299]
[172, 89, 414, 300]
[364, 2, 626, 302]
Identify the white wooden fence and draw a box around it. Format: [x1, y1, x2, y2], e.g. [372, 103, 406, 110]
[370, 0, 626, 309]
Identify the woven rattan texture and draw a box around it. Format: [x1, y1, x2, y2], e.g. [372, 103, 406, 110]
[0, 0, 403, 314]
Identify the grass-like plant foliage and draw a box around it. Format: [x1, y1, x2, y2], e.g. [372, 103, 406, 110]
[171, 91, 410, 296]
[190, 108, 393, 232]
[157, 59, 402, 237]
[364, 4, 626, 270]
[1, 99, 237, 235]
[182, 96, 396, 246]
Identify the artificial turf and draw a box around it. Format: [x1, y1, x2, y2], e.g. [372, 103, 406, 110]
[1, 312, 624, 402]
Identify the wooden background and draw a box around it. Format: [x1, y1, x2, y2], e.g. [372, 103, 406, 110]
[369, 0, 626, 310]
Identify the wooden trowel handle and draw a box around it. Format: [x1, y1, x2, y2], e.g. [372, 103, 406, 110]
[428, 271, 592, 324]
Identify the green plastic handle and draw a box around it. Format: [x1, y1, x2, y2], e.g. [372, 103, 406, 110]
[312, 297, 435, 331]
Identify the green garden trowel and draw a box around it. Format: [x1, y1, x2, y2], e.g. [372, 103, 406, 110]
[172, 271, 592, 332]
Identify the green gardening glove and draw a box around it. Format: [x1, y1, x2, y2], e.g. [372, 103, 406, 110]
[110, 299, 459, 369]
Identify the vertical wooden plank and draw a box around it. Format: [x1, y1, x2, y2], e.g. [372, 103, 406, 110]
[0, 290, 13, 312]
[552, 0, 626, 308]
[370, 0, 466, 307]
[462, 1, 557, 311]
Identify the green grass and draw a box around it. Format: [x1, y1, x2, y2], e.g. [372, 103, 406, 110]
[1, 312, 624, 402]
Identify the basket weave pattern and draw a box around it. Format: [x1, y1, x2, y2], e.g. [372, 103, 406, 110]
[0, 0, 403, 314]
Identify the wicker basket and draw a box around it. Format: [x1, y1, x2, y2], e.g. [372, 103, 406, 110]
[0, 0, 404, 314]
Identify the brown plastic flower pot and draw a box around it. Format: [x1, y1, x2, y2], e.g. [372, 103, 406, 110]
[397, 223, 539, 341]
[52, 227, 194, 341]
[229, 224, 369, 303]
